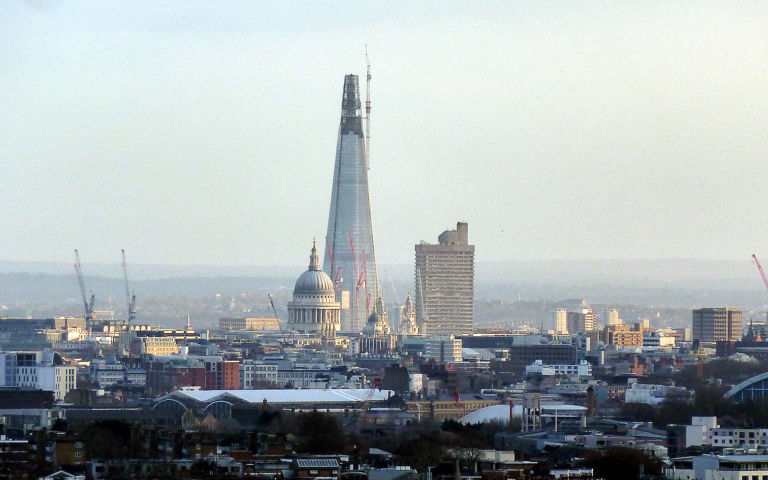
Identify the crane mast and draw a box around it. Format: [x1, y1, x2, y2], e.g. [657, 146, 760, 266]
[121, 249, 137, 323]
[416, 267, 428, 332]
[268, 293, 281, 324]
[753, 254, 768, 293]
[364, 45, 371, 168]
[73, 249, 95, 324]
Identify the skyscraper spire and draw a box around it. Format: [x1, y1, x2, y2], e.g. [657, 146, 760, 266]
[324, 74, 379, 332]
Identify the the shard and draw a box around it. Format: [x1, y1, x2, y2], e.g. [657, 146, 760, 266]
[323, 74, 379, 332]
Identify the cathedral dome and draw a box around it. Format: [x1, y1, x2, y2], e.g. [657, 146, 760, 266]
[293, 239, 336, 296]
[294, 270, 335, 295]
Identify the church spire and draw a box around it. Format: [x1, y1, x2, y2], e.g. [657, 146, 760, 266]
[309, 237, 320, 271]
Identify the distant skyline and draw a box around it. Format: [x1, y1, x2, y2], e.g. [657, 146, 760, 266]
[1, 2, 767, 266]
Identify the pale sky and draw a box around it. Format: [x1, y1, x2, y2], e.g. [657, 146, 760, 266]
[1, 1, 767, 267]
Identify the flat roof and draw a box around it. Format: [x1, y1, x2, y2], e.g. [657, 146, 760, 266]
[158, 388, 394, 405]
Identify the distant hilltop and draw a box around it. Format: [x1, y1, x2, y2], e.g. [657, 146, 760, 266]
[0, 258, 759, 284]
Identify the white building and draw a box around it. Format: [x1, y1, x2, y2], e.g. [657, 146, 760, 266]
[667, 454, 768, 480]
[680, 416, 720, 448]
[240, 360, 279, 388]
[643, 331, 676, 348]
[0, 351, 76, 400]
[625, 382, 689, 405]
[555, 308, 568, 334]
[607, 309, 622, 326]
[409, 373, 425, 393]
[90, 359, 126, 388]
[425, 336, 463, 363]
[525, 359, 592, 377]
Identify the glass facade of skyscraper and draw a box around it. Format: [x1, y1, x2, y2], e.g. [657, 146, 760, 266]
[323, 75, 379, 332]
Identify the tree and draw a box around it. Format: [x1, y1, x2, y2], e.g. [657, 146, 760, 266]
[580, 447, 662, 480]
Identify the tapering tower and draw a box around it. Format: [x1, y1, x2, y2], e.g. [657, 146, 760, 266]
[324, 74, 379, 332]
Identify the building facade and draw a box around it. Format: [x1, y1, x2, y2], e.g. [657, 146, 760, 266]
[692, 307, 742, 342]
[323, 74, 379, 333]
[604, 325, 643, 348]
[607, 308, 622, 326]
[218, 317, 280, 332]
[415, 222, 475, 336]
[0, 351, 76, 401]
[425, 336, 463, 363]
[240, 361, 279, 389]
[555, 308, 568, 334]
[567, 305, 596, 334]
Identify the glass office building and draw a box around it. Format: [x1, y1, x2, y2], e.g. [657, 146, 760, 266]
[323, 75, 379, 332]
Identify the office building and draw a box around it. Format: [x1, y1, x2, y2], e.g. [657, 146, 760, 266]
[0, 351, 76, 401]
[555, 308, 568, 334]
[607, 308, 622, 326]
[415, 222, 475, 336]
[567, 305, 596, 334]
[692, 307, 742, 342]
[425, 336, 463, 363]
[603, 325, 643, 348]
[323, 74, 379, 332]
[240, 360, 279, 388]
[219, 317, 280, 331]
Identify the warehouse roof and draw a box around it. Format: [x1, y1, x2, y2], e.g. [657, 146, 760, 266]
[157, 388, 394, 405]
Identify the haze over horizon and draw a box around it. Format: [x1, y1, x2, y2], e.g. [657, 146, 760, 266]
[2, 2, 767, 267]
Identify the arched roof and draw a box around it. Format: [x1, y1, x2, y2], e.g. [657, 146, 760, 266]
[458, 403, 587, 424]
[724, 371, 768, 399]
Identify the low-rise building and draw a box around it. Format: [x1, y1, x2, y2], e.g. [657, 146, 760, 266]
[604, 325, 643, 348]
[240, 360, 279, 389]
[134, 336, 180, 356]
[219, 317, 280, 332]
[525, 359, 592, 377]
[667, 454, 768, 480]
[425, 336, 462, 363]
[625, 382, 690, 405]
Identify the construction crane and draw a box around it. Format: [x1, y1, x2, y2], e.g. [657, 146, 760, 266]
[268, 293, 281, 323]
[753, 254, 768, 294]
[270, 293, 296, 351]
[325, 236, 343, 294]
[692, 339, 706, 381]
[355, 377, 382, 431]
[348, 232, 363, 332]
[121, 249, 136, 323]
[73, 249, 95, 324]
[364, 45, 371, 168]
[361, 250, 371, 312]
[416, 267, 428, 331]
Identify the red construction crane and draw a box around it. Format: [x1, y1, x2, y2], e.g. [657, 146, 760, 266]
[348, 232, 361, 331]
[753, 254, 768, 293]
[325, 236, 343, 293]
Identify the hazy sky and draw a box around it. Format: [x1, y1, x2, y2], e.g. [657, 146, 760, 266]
[1, 1, 767, 267]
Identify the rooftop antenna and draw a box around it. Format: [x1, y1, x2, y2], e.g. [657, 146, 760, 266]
[364, 45, 371, 169]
